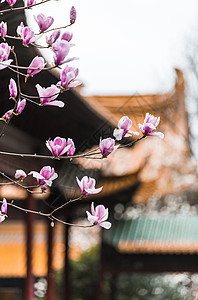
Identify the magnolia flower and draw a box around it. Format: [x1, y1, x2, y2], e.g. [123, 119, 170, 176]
[61, 31, 73, 42]
[16, 22, 24, 36]
[99, 137, 119, 157]
[0, 198, 7, 223]
[70, 6, 76, 24]
[1, 198, 7, 214]
[9, 78, 17, 98]
[27, 0, 36, 6]
[46, 30, 60, 46]
[0, 22, 7, 38]
[138, 113, 164, 139]
[36, 84, 63, 107]
[52, 40, 70, 65]
[34, 14, 54, 32]
[29, 166, 58, 187]
[15, 169, 27, 180]
[15, 99, 26, 115]
[20, 26, 37, 45]
[6, 0, 16, 6]
[76, 176, 103, 196]
[86, 202, 111, 229]
[113, 116, 139, 141]
[0, 42, 12, 70]
[3, 99, 26, 119]
[27, 56, 45, 78]
[1, 109, 12, 121]
[46, 137, 71, 157]
[57, 65, 81, 89]
[67, 138, 76, 156]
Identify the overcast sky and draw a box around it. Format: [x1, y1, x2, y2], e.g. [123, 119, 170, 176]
[26, 0, 198, 96]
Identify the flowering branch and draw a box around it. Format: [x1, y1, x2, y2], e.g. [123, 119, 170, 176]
[0, 198, 93, 227]
[0, 0, 51, 15]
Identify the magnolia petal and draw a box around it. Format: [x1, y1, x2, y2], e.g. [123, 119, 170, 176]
[85, 186, 103, 195]
[99, 221, 111, 229]
[113, 128, 124, 141]
[91, 202, 95, 216]
[59, 144, 71, 156]
[0, 215, 5, 223]
[68, 80, 82, 88]
[50, 172, 58, 181]
[95, 205, 107, 219]
[147, 131, 164, 139]
[124, 132, 132, 138]
[36, 83, 44, 97]
[86, 211, 98, 225]
[76, 176, 83, 193]
[99, 208, 109, 222]
[0, 59, 13, 70]
[15, 169, 27, 179]
[44, 179, 53, 187]
[1, 198, 7, 214]
[29, 171, 45, 180]
[43, 100, 64, 107]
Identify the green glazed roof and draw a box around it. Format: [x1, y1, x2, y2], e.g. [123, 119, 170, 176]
[103, 215, 198, 253]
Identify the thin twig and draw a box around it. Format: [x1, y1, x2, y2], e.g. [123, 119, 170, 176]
[0, 0, 50, 15]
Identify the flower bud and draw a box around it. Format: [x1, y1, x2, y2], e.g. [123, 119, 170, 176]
[15, 99, 26, 115]
[70, 6, 76, 24]
[0, 22, 7, 38]
[61, 31, 73, 42]
[9, 78, 17, 98]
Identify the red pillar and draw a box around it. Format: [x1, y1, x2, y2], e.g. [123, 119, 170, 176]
[23, 193, 35, 300]
[46, 220, 55, 300]
[63, 224, 70, 300]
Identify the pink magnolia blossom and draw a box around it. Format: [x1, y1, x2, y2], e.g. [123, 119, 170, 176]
[27, 56, 45, 77]
[57, 65, 81, 89]
[67, 138, 76, 156]
[46, 30, 60, 46]
[46, 137, 71, 157]
[52, 40, 70, 65]
[99, 137, 119, 157]
[15, 169, 27, 180]
[0, 22, 7, 38]
[0, 198, 7, 223]
[138, 113, 164, 139]
[1, 198, 7, 214]
[0, 214, 6, 223]
[2, 99, 26, 118]
[20, 26, 37, 45]
[86, 202, 111, 229]
[61, 31, 73, 42]
[1, 109, 13, 121]
[0, 42, 12, 70]
[29, 166, 58, 187]
[6, 0, 16, 6]
[34, 14, 54, 32]
[9, 78, 17, 98]
[113, 116, 139, 141]
[27, 0, 36, 6]
[15, 99, 26, 115]
[76, 176, 103, 196]
[70, 6, 76, 24]
[16, 22, 24, 36]
[36, 84, 63, 107]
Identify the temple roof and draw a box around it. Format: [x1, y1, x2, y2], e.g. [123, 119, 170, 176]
[103, 215, 198, 254]
[66, 69, 197, 203]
